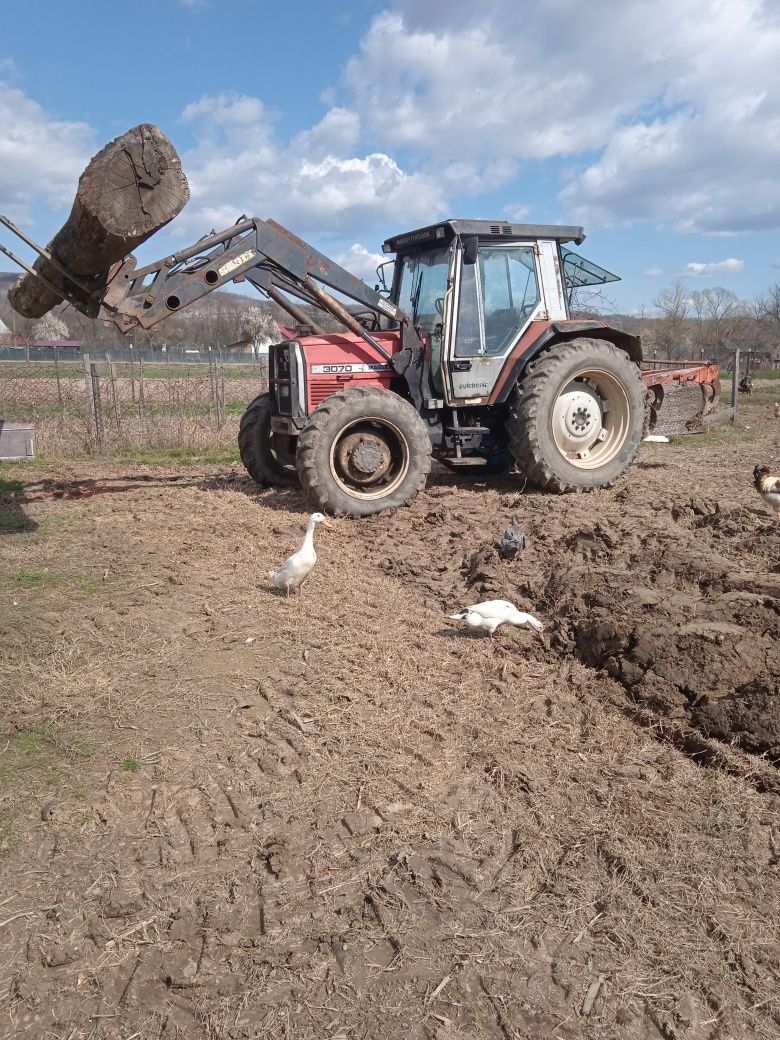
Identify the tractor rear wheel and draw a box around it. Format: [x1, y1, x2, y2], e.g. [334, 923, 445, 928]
[296, 386, 432, 516]
[238, 392, 298, 487]
[507, 338, 645, 492]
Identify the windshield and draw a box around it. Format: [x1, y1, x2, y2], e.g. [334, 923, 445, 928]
[395, 247, 452, 334]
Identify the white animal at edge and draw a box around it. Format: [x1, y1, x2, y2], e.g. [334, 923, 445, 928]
[268, 512, 332, 595]
[449, 600, 545, 638]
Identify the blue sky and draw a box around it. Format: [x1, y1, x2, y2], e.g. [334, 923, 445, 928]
[1, 0, 779, 313]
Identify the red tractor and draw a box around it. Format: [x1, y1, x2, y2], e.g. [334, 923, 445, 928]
[2, 213, 719, 515]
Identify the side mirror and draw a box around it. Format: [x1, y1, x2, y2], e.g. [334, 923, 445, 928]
[462, 236, 479, 266]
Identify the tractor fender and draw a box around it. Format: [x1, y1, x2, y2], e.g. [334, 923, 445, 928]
[491, 320, 642, 405]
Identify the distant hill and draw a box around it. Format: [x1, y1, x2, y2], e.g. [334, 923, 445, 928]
[0, 270, 337, 348]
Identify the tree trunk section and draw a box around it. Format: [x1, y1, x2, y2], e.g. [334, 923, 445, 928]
[8, 124, 189, 319]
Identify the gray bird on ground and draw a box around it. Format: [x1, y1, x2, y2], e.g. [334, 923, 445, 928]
[497, 516, 526, 560]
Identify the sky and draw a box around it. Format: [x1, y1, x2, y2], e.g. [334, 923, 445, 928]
[1, 0, 779, 313]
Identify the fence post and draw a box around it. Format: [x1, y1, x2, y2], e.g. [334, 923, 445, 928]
[129, 345, 136, 404]
[138, 357, 147, 428]
[105, 351, 123, 440]
[207, 347, 217, 426]
[83, 351, 96, 446]
[218, 360, 226, 427]
[52, 346, 64, 432]
[82, 353, 106, 450]
[730, 348, 740, 424]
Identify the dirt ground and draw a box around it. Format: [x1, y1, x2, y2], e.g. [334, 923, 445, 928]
[1, 400, 779, 1040]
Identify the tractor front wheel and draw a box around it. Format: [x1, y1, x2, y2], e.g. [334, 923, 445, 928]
[238, 392, 298, 487]
[296, 386, 432, 516]
[507, 338, 645, 492]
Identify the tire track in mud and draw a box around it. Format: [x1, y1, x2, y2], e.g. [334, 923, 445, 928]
[3, 432, 780, 1039]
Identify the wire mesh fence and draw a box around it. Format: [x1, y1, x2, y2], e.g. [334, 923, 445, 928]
[0, 352, 268, 457]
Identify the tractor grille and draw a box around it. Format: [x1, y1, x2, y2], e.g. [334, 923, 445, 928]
[310, 377, 344, 407]
[489, 224, 513, 236]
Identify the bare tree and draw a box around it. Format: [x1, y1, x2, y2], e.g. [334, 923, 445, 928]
[652, 280, 691, 357]
[688, 287, 741, 359]
[569, 285, 619, 318]
[31, 313, 70, 341]
[239, 308, 279, 357]
[753, 283, 780, 368]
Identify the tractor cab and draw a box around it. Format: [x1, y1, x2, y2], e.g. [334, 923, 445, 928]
[382, 219, 619, 405]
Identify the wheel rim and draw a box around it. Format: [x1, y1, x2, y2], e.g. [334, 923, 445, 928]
[550, 368, 631, 470]
[329, 416, 411, 500]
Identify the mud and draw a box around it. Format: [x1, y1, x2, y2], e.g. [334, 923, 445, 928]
[1, 400, 779, 1039]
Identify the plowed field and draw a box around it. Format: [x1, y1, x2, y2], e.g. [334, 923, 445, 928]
[1, 402, 778, 1039]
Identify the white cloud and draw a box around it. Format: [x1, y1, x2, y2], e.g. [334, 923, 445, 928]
[644, 266, 664, 277]
[331, 243, 389, 284]
[502, 203, 532, 223]
[293, 107, 361, 159]
[343, 1, 780, 233]
[679, 258, 745, 278]
[177, 92, 447, 241]
[0, 79, 94, 223]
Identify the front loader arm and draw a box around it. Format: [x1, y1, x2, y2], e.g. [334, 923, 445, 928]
[99, 217, 416, 369]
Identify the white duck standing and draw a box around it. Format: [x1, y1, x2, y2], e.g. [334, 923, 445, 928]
[268, 512, 332, 596]
[449, 600, 544, 639]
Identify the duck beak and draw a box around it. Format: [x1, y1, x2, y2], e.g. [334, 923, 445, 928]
[321, 519, 334, 530]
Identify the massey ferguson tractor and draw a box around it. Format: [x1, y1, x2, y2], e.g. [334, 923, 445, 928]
[1, 128, 720, 517]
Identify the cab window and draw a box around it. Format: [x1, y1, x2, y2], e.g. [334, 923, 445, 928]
[455, 245, 540, 357]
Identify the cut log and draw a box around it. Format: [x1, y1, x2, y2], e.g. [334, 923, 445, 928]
[9, 124, 189, 319]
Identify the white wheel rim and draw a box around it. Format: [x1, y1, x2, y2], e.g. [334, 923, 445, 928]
[550, 369, 631, 470]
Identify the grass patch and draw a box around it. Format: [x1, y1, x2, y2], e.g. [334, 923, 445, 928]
[673, 423, 761, 450]
[13, 729, 50, 754]
[12, 570, 43, 587]
[71, 740, 96, 760]
[0, 360, 265, 380]
[0, 476, 26, 495]
[121, 756, 140, 773]
[0, 458, 50, 477]
[73, 574, 98, 593]
[101, 445, 240, 466]
[11, 722, 57, 755]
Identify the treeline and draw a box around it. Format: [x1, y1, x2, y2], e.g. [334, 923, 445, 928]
[0, 277, 340, 352]
[3, 271, 780, 369]
[576, 282, 780, 369]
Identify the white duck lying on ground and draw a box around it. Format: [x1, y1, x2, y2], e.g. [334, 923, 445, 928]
[268, 512, 332, 596]
[449, 600, 544, 639]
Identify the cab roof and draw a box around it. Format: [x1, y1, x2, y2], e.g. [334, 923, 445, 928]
[383, 219, 586, 254]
